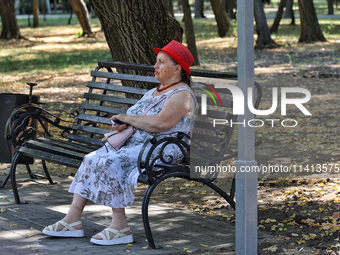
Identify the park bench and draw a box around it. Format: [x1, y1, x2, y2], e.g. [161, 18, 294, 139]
[2, 61, 262, 249]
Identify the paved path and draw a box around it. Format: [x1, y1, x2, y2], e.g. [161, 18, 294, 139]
[0, 173, 266, 255]
[0, 172, 272, 255]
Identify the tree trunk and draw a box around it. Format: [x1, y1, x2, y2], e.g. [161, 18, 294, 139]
[163, 0, 174, 16]
[32, 0, 39, 27]
[298, 0, 326, 43]
[328, 0, 334, 15]
[181, 0, 200, 66]
[41, 0, 47, 21]
[68, 0, 92, 36]
[225, 0, 236, 19]
[68, 9, 73, 24]
[283, 0, 295, 25]
[89, 0, 183, 88]
[210, 0, 230, 37]
[0, 0, 22, 39]
[254, 0, 278, 48]
[194, 0, 206, 18]
[270, 0, 287, 34]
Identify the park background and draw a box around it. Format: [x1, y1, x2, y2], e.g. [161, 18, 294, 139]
[1, 0, 340, 254]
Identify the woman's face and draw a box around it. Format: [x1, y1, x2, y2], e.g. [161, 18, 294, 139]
[154, 51, 179, 84]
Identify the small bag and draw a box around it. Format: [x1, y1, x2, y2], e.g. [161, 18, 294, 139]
[102, 125, 136, 151]
[102, 94, 167, 152]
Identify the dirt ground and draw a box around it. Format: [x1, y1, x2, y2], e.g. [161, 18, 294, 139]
[1, 37, 340, 254]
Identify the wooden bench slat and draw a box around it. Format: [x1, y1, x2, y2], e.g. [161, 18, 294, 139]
[76, 113, 110, 125]
[18, 147, 82, 168]
[80, 103, 127, 115]
[26, 140, 86, 159]
[195, 97, 233, 108]
[98, 60, 238, 79]
[66, 133, 103, 147]
[36, 137, 95, 153]
[191, 133, 224, 144]
[83, 93, 138, 105]
[91, 70, 159, 84]
[87, 81, 149, 95]
[71, 124, 110, 135]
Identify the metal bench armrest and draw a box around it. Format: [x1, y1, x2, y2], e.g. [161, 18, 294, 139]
[137, 132, 190, 184]
[7, 104, 74, 149]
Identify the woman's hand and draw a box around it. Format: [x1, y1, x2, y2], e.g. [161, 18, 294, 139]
[109, 115, 128, 131]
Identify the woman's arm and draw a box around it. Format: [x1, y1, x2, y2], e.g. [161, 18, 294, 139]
[109, 90, 191, 133]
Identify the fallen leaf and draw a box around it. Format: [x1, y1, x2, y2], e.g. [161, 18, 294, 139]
[268, 245, 278, 251]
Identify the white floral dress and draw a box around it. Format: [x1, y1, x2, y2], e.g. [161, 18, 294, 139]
[68, 86, 197, 208]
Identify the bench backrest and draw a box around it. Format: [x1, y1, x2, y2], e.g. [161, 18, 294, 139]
[65, 61, 261, 167]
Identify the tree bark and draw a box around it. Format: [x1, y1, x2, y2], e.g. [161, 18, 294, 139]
[0, 0, 22, 39]
[163, 0, 174, 16]
[68, 0, 93, 36]
[181, 0, 200, 66]
[89, 0, 183, 88]
[210, 0, 230, 37]
[270, 0, 287, 34]
[327, 0, 334, 15]
[194, 0, 206, 18]
[32, 0, 39, 27]
[254, 0, 278, 48]
[298, 0, 326, 43]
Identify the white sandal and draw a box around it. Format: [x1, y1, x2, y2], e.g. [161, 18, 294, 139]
[42, 220, 84, 237]
[90, 226, 133, 245]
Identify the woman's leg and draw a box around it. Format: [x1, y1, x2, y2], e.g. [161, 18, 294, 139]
[91, 208, 130, 240]
[44, 193, 88, 231]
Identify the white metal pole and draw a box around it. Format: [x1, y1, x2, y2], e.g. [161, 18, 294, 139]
[235, 0, 258, 254]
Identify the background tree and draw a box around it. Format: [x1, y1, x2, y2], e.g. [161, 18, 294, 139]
[194, 0, 206, 18]
[297, 0, 326, 43]
[68, 0, 92, 36]
[210, 0, 231, 37]
[283, 0, 295, 25]
[270, 0, 287, 34]
[89, 0, 183, 88]
[327, 0, 334, 15]
[181, 0, 200, 66]
[33, 0, 39, 27]
[254, 0, 277, 48]
[224, 0, 237, 19]
[40, 0, 47, 21]
[0, 0, 22, 39]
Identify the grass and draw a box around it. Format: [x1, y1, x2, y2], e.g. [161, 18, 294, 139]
[0, 17, 111, 75]
[1, 5, 340, 76]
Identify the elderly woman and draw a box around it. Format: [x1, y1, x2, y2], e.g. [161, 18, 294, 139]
[42, 40, 197, 246]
